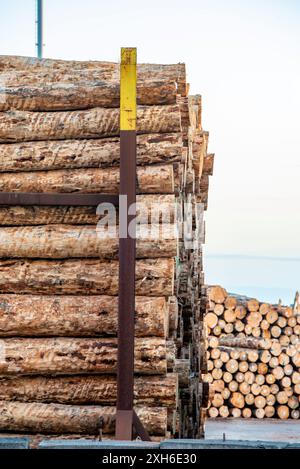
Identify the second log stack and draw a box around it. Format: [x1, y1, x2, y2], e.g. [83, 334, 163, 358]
[205, 286, 300, 420]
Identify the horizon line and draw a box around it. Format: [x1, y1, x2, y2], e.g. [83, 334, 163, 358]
[205, 253, 300, 262]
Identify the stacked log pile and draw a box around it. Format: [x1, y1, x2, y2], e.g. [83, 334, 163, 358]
[205, 286, 300, 419]
[0, 55, 214, 443]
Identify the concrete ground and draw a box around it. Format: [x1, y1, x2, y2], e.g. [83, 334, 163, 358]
[2, 418, 300, 449]
[36, 419, 300, 449]
[205, 418, 300, 443]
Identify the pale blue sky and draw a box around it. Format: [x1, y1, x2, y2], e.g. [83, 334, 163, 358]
[1, 0, 299, 303]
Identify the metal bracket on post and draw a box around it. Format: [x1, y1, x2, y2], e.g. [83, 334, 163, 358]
[0, 193, 119, 207]
[116, 47, 150, 442]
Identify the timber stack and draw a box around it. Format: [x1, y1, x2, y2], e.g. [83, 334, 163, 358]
[0, 55, 214, 444]
[205, 286, 300, 419]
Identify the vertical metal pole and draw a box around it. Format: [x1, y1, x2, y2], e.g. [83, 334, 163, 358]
[36, 0, 43, 59]
[116, 48, 137, 440]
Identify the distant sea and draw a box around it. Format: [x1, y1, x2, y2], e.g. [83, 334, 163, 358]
[204, 254, 300, 306]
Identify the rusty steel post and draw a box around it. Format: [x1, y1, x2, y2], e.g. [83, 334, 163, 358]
[116, 47, 150, 441]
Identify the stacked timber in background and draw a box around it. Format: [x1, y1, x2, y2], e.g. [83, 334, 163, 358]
[0, 55, 214, 444]
[205, 286, 300, 420]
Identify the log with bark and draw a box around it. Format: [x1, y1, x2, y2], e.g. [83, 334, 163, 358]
[0, 401, 167, 435]
[0, 258, 174, 296]
[0, 337, 167, 375]
[216, 336, 268, 350]
[202, 153, 214, 176]
[0, 134, 183, 172]
[0, 105, 181, 143]
[0, 374, 178, 407]
[0, 195, 177, 226]
[0, 224, 178, 259]
[0, 165, 177, 194]
[0, 79, 178, 111]
[0, 57, 187, 96]
[0, 294, 169, 337]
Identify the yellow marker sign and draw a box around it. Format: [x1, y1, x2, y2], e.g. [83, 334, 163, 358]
[120, 48, 137, 131]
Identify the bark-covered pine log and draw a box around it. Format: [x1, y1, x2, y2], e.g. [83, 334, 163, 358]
[0, 401, 167, 435]
[0, 224, 177, 259]
[0, 194, 177, 226]
[0, 258, 174, 296]
[215, 336, 268, 350]
[0, 105, 181, 142]
[0, 165, 176, 194]
[0, 337, 167, 375]
[0, 79, 177, 111]
[0, 374, 178, 407]
[0, 294, 168, 337]
[0, 57, 187, 95]
[0, 134, 183, 172]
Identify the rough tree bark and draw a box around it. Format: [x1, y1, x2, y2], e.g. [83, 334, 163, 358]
[0, 224, 177, 259]
[0, 194, 177, 226]
[0, 337, 167, 375]
[0, 258, 174, 296]
[0, 165, 176, 194]
[0, 374, 178, 407]
[0, 79, 177, 111]
[0, 133, 183, 171]
[0, 105, 181, 142]
[0, 401, 167, 435]
[0, 57, 186, 96]
[0, 294, 168, 337]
